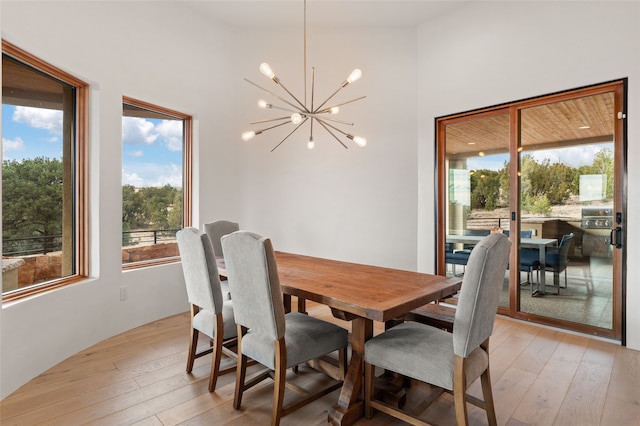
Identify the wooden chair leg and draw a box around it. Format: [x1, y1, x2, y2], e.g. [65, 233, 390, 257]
[453, 355, 469, 426]
[233, 326, 248, 410]
[272, 338, 287, 426]
[480, 340, 497, 426]
[186, 305, 199, 373]
[364, 362, 375, 419]
[480, 368, 497, 426]
[208, 312, 225, 392]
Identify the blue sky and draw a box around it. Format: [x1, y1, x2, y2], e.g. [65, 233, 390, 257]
[2, 105, 183, 188]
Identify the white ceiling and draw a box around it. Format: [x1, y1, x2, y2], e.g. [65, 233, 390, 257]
[179, 0, 470, 28]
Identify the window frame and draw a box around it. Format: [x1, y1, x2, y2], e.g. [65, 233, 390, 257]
[2, 40, 89, 303]
[121, 96, 192, 270]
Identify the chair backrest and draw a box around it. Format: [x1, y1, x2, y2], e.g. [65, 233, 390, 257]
[203, 220, 240, 258]
[221, 231, 286, 341]
[453, 232, 511, 358]
[464, 229, 491, 237]
[176, 227, 225, 314]
[502, 230, 532, 238]
[548, 233, 574, 268]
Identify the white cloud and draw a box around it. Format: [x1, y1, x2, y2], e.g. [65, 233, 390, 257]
[13, 106, 63, 134]
[122, 117, 158, 145]
[151, 163, 183, 187]
[122, 163, 182, 188]
[2, 137, 25, 154]
[529, 143, 613, 168]
[156, 120, 183, 151]
[122, 170, 145, 187]
[129, 150, 144, 157]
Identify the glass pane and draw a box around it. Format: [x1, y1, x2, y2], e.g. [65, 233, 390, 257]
[121, 102, 184, 265]
[444, 112, 510, 306]
[2, 54, 76, 294]
[518, 92, 615, 329]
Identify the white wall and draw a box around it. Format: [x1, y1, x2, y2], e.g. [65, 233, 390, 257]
[416, 1, 640, 347]
[0, 0, 240, 398]
[224, 25, 419, 269]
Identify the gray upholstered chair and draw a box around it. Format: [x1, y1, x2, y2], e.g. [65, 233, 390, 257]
[203, 220, 239, 300]
[221, 230, 349, 426]
[364, 232, 511, 426]
[176, 227, 238, 392]
[203, 220, 239, 258]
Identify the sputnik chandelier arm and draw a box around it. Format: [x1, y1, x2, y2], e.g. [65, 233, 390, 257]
[241, 0, 366, 151]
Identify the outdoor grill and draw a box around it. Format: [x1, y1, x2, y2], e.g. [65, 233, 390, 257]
[581, 206, 613, 257]
[581, 206, 613, 229]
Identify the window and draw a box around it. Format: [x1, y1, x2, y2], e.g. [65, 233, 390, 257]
[2, 41, 88, 301]
[121, 97, 192, 268]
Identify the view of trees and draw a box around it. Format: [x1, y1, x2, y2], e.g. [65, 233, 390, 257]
[122, 184, 183, 235]
[2, 157, 182, 243]
[467, 148, 614, 215]
[2, 157, 63, 240]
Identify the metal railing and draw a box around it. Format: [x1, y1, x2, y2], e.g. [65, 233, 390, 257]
[2, 235, 63, 257]
[122, 228, 179, 247]
[2, 229, 179, 257]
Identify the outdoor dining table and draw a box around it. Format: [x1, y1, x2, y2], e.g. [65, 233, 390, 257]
[446, 234, 558, 295]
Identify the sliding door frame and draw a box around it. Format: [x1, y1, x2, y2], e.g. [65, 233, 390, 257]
[435, 79, 627, 342]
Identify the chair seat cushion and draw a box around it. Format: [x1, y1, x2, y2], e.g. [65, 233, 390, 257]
[242, 312, 348, 370]
[364, 322, 488, 391]
[193, 300, 237, 340]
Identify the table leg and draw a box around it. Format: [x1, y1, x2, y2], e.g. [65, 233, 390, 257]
[328, 317, 373, 426]
[534, 246, 547, 296]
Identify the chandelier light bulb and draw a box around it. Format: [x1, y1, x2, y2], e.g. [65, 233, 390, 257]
[291, 113, 302, 124]
[353, 136, 367, 147]
[330, 106, 340, 114]
[258, 99, 270, 108]
[241, 131, 256, 141]
[259, 62, 276, 80]
[308, 136, 315, 150]
[346, 68, 362, 84]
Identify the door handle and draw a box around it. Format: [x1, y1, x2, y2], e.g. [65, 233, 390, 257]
[610, 226, 622, 249]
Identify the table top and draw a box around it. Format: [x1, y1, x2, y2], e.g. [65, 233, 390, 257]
[272, 252, 461, 323]
[446, 234, 557, 248]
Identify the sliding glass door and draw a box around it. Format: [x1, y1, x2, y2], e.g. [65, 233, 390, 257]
[436, 80, 625, 341]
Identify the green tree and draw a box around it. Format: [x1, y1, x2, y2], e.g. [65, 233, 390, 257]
[470, 169, 501, 210]
[122, 184, 146, 229]
[167, 190, 183, 230]
[521, 155, 576, 207]
[2, 157, 63, 239]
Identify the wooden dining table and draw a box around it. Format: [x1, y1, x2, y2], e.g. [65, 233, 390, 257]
[218, 251, 462, 426]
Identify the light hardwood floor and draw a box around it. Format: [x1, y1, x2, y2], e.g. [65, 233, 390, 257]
[2, 301, 640, 426]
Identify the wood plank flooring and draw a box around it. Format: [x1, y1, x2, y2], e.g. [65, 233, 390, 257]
[2, 302, 640, 425]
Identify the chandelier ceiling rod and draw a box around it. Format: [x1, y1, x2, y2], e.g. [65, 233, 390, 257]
[241, 0, 367, 151]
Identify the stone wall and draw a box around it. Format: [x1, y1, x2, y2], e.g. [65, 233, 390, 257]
[17, 252, 62, 287]
[5, 242, 179, 290]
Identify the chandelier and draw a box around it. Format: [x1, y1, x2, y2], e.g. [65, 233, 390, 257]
[241, 0, 366, 152]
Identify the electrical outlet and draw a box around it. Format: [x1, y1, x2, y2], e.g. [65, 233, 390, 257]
[119, 286, 128, 301]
